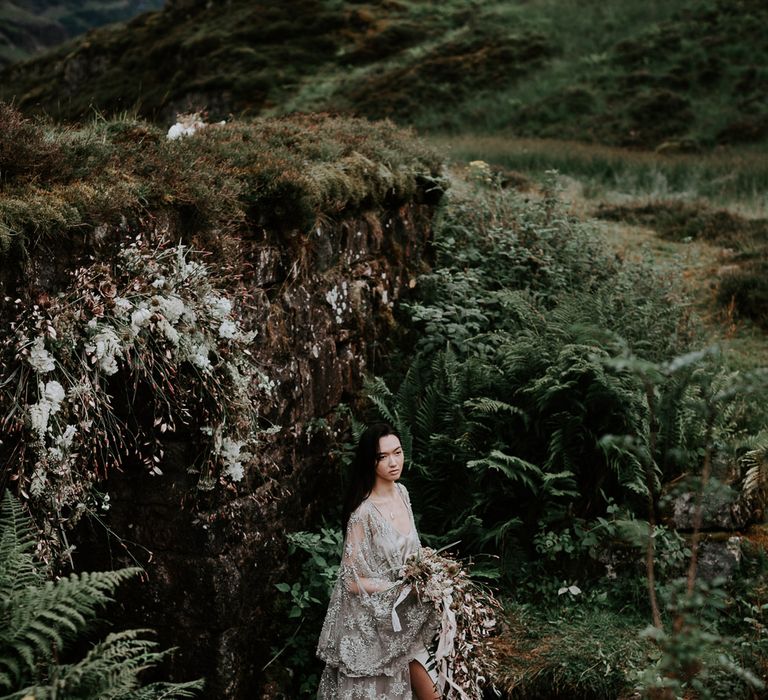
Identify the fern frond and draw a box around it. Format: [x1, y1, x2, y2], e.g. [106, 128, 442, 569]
[0, 491, 43, 599]
[0, 494, 196, 698]
[464, 397, 526, 420]
[467, 450, 543, 491]
[742, 440, 768, 501]
[364, 376, 396, 425]
[131, 679, 207, 700]
[14, 630, 203, 699]
[2, 568, 141, 687]
[541, 470, 579, 499]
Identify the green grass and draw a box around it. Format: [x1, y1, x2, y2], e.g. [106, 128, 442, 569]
[429, 134, 768, 209]
[432, 133, 768, 376]
[495, 602, 652, 699]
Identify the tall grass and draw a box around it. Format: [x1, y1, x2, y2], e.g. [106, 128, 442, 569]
[431, 135, 768, 209]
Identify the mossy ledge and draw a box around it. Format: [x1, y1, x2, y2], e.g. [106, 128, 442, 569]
[0, 104, 444, 698]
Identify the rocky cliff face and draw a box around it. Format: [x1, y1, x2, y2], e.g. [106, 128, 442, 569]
[0, 107, 442, 698]
[82, 203, 437, 698]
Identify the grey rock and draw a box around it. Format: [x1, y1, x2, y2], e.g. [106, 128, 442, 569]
[696, 536, 743, 582]
[669, 487, 753, 531]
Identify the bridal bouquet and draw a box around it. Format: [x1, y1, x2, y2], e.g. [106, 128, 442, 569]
[400, 547, 500, 699]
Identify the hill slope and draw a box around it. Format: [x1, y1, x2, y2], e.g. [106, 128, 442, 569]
[1, 0, 767, 149]
[0, 0, 163, 68]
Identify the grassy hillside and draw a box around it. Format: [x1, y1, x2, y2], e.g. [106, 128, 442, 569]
[0, 0, 162, 68]
[1, 0, 766, 149]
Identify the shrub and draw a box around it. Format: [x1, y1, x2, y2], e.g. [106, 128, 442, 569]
[718, 262, 768, 329]
[268, 527, 343, 697]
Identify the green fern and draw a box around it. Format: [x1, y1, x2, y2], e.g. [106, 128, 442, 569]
[11, 630, 202, 700]
[466, 451, 543, 492]
[0, 491, 203, 699]
[363, 184, 765, 589]
[0, 492, 42, 600]
[741, 435, 768, 511]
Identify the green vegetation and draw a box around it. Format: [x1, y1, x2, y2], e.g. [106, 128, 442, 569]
[0, 104, 440, 270]
[373, 182, 764, 566]
[269, 528, 343, 695]
[0, 102, 440, 566]
[2, 0, 768, 695]
[594, 200, 768, 328]
[0, 491, 203, 698]
[2, 0, 767, 150]
[496, 603, 652, 700]
[430, 135, 768, 205]
[0, 0, 162, 68]
[429, 133, 768, 372]
[277, 179, 768, 697]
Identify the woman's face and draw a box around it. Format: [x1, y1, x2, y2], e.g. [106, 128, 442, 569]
[374, 434, 404, 483]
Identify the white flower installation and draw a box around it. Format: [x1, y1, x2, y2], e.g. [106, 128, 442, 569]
[1, 236, 275, 561]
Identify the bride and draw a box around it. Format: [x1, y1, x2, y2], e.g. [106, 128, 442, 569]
[316, 423, 440, 699]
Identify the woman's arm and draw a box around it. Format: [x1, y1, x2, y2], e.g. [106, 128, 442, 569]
[342, 517, 392, 595]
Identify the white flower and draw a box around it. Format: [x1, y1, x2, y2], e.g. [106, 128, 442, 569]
[85, 327, 123, 376]
[224, 461, 244, 482]
[173, 244, 206, 282]
[130, 307, 153, 335]
[157, 319, 180, 346]
[203, 294, 232, 320]
[258, 373, 278, 395]
[28, 337, 55, 374]
[58, 425, 77, 450]
[181, 306, 197, 324]
[151, 276, 167, 289]
[44, 380, 65, 405]
[29, 402, 51, 438]
[28, 380, 66, 439]
[218, 319, 237, 339]
[220, 437, 247, 482]
[156, 295, 186, 324]
[190, 342, 212, 371]
[113, 297, 133, 317]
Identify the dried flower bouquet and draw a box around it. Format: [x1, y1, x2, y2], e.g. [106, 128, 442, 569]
[399, 547, 500, 699]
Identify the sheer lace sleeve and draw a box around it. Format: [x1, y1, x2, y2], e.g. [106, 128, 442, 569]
[341, 509, 393, 595]
[398, 483, 412, 509]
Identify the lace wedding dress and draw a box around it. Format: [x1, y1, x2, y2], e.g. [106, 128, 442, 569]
[316, 483, 438, 699]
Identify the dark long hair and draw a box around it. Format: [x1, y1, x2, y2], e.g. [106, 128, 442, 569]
[341, 423, 400, 533]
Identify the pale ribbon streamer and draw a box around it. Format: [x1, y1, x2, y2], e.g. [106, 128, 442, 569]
[391, 584, 412, 632]
[391, 587, 470, 700]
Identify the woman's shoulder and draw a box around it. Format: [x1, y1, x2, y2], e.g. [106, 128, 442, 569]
[397, 482, 411, 504]
[348, 498, 374, 524]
